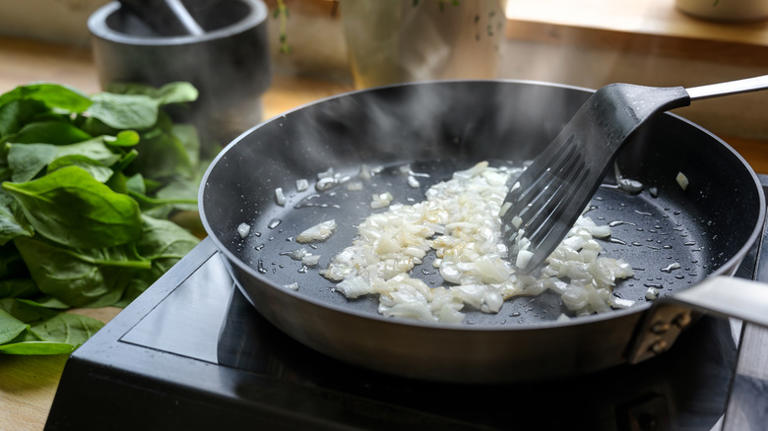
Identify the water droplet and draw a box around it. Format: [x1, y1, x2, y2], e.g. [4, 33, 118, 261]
[632, 241, 642, 246]
[257, 260, 267, 274]
[297, 265, 308, 273]
[662, 245, 672, 249]
[253, 243, 264, 251]
[511, 312, 521, 317]
[644, 282, 663, 289]
[673, 210, 681, 215]
[636, 227, 644, 231]
[684, 241, 695, 246]
[674, 274, 685, 279]
[268, 219, 282, 229]
[610, 238, 627, 245]
[286, 236, 294, 242]
[634, 210, 652, 216]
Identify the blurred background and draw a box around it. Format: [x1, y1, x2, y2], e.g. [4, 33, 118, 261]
[1, 0, 767, 155]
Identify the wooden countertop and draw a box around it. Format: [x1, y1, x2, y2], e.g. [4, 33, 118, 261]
[1, 21, 767, 429]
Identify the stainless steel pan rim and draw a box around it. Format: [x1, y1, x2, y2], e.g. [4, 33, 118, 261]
[198, 79, 766, 333]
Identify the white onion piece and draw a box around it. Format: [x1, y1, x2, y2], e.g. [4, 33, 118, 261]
[346, 181, 363, 191]
[283, 282, 299, 290]
[676, 171, 689, 190]
[371, 192, 393, 209]
[301, 254, 321, 267]
[274, 187, 286, 206]
[516, 249, 533, 269]
[237, 222, 251, 238]
[645, 287, 659, 300]
[296, 219, 336, 243]
[296, 179, 309, 191]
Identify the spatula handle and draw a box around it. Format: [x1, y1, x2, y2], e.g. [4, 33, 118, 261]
[686, 75, 768, 100]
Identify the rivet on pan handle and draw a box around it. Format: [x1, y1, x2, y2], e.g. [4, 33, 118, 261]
[627, 276, 768, 364]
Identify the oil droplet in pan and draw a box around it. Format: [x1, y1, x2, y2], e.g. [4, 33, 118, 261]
[268, 219, 282, 229]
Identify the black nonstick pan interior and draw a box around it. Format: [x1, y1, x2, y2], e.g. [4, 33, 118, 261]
[201, 80, 763, 328]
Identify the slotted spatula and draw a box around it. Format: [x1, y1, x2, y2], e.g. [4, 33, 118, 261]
[502, 75, 768, 272]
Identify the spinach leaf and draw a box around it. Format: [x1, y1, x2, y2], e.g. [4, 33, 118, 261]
[0, 99, 48, 138]
[125, 173, 146, 195]
[0, 298, 57, 323]
[0, 83, 92, 113]
[129, 191, 197, 210]
[0, 340, 74, 355]
[47, 155, 114, 183]
[0, 308, 28, 344]
[106, 81, 198, 105]
[130, 130, 193, 179]
[7, 143, 56, 182]
[10, 121, 92, 145]
[54, 138, 121, 166]
[0, 189, 34, 244]
[137, 215, 198, 262]
[14, 237, 149, 307]
[104, 130, 140, 147]
[8, 139, 119, 182]
[87, 93, 159, 130]
[0, 279, 37, 298]
[29, 313, 104, 346]
[172, 124, 199, 167]
[3, 166, 142, 248]
[17, 296, 70, 309]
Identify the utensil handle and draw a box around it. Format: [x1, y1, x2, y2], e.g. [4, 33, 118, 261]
[686, 75, 768, 101]
[670, 276, 768, 327]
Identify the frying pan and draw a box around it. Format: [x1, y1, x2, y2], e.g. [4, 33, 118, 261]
[199, 80, 766, 382]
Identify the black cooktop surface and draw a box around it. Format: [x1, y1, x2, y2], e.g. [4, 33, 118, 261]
[45, 177, 768, 430]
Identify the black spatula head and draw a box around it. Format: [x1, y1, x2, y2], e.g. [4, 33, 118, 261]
[502, 84, 691, 272]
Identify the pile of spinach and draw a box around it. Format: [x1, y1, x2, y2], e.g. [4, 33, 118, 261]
[0, 82, 203, 355]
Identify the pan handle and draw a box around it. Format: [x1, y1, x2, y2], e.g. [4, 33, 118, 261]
[628, 276, 768, 364]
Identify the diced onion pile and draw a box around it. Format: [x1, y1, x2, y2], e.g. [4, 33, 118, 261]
[321, 162, 634, 323]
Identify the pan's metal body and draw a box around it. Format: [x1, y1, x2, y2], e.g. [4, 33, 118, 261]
[200, 81, 765, 382]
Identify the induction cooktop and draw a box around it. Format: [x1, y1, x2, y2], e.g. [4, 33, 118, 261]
[44, 177, 768, 431]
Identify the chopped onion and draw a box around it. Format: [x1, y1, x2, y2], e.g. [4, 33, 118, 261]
[296, 219, 337, 243]
[371, 192, 393, 209]
[407, 176, 420, 188]
[274, 187, 286, 206]
[301, 254, 321, 267]
[296, 178, 309, 191]
[346, 181, 363, 191]
[284, 282, 299, 290]
[515, 249, 533, 269]
[237, 222, 251, 238]
[316, 177, 336, 191]
[645, 287, 659, 300]
[323, 162, 633, 324]
[676, 172, 689, 190]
